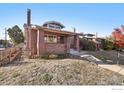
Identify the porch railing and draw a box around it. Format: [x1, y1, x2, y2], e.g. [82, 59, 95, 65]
[0, 46, 22, 66]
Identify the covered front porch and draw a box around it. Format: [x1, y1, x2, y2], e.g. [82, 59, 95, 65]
[27, 27, 80, 57]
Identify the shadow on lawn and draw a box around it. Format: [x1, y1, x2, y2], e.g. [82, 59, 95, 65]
[2, 61, 31, 67]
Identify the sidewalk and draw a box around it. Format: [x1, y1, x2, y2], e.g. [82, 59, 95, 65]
[98, 64, 124, 75]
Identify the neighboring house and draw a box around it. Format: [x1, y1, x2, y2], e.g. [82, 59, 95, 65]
[83, 33, 97, 41]
[24, 9, 79, 57]
[0, 39, 5, 48]
[81, 33, 105, 50]
[0, 39, 12, 48]
[0, 44, 5, 51]
[0, 39, 11, 50]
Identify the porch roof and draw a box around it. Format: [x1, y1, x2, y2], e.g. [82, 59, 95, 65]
[42, 28, 77, 35]
[31, 25, 78, 36]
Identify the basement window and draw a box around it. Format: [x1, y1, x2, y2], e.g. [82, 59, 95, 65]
[44, 34, 57, 43]
[60, 36, 65, 44]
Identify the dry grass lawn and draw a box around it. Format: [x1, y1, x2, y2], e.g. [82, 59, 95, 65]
[0, 58, 124, 85]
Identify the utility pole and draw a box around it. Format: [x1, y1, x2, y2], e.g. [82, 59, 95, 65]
[117, 48, 121, 65]
[5, 28, 7, 48]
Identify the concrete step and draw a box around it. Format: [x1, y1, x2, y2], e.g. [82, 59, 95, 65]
[80, 54, 103, 64]
[69, 49, 80, 55]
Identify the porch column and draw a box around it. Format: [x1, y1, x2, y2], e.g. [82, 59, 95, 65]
[39, 30, 45, 55]
[24, 27, 30, 58]
[28, 27, 32, 56]
[37, 29, 40, 56]
[24, 27, 29, 50]
[66, 36, 70, 53]
[74, 35, 79, 51]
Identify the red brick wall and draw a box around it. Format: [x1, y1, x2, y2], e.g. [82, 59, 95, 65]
[42, 32, 69, 54]
[30, 30, 37, 55]
[45, 44, 66, 54]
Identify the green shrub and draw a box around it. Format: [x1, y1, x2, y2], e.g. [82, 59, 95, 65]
[40, 53, 69, 59]
[102, 40, 114, 50]
[42, 74, 53, 83]
[40, 54, 49, 59]
[0, 75, 5, 81]
[58, 53, 69, 59]
[102, 35, 115, 50]
[12, 71, 20, 78]
[80, 38, 96, 51]
[49, 54, 58, 59]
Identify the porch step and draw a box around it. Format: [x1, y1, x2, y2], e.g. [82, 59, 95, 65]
[69, 49, 80, 56]
[80, 55, 103, 64]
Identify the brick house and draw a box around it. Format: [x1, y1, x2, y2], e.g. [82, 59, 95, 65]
[24, 9, 79, 57]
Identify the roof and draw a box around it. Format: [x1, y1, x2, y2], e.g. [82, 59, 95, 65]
[83, 34, 95, 37]
[30, 25, 77, 36]
[42, 21, 65, 28]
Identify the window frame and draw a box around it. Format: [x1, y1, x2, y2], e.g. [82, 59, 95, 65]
[44, 34, 57, 43]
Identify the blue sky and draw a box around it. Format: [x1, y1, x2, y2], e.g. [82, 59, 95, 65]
[0, 3, 124, 39]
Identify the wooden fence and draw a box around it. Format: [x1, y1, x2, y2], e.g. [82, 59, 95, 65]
[0, 47, 22, 66]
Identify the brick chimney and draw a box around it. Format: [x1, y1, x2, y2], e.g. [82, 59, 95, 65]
[27, 9, 31, 26]
[73, 27, 76, 33]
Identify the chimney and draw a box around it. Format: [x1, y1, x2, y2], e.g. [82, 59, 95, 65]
[73, 27, 76, 33]
[27, 9, 31, 26]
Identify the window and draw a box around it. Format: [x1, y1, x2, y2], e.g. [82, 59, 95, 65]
[56, 26, 61, 30]
[49, 25, 55, 29]
[47, 24, 61, 30]
[60, 36, 65, 44]
[122, 31, 124, 35]
[44, 34, 57, 43]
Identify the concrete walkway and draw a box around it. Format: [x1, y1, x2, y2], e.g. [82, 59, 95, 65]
[70, 49, 124, 76]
